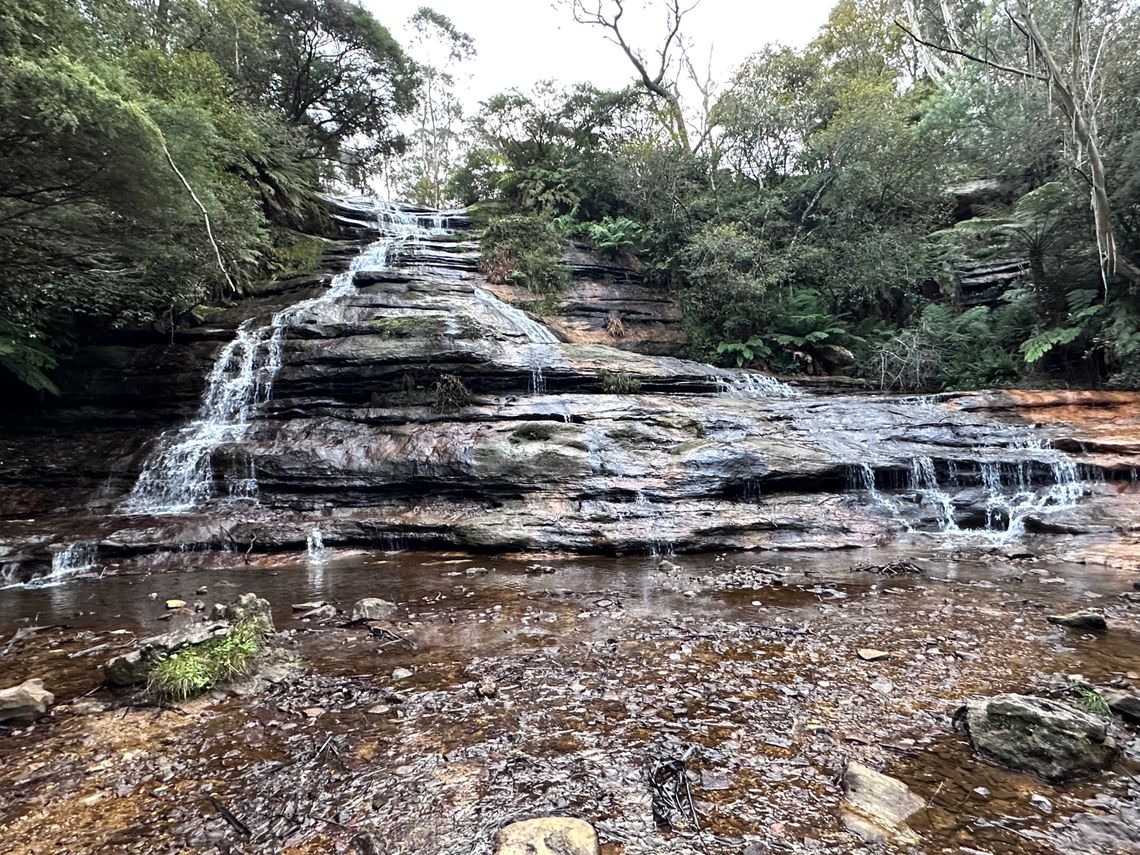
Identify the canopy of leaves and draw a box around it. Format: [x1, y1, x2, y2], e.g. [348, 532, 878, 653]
[0, 0, 415, 395]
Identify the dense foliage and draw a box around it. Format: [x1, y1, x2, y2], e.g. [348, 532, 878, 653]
[7, 0, 1139, 395]
[454, 0, 1140, 391]
[0, 0, 416, 392]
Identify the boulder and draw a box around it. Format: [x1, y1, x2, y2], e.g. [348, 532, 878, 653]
[224, 593, 275, 633]
[1047, 610, 1107, 631]
[352, 597, 397, 621]
[841, 761, 924, 847]
[0, 678, 55, 722]
[494, 818, 599, 855]
[957, 693, 1118, 781]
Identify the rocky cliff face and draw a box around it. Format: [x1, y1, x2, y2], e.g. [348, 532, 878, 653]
[1, 200, 1138, 580]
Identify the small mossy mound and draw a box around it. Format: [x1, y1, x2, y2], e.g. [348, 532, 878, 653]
[147, 619, 266, 701]
[599, 370, 643, 394]
[371, 315, 446, 340]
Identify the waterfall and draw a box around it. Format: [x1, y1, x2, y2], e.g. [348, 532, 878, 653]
[473, 289, 559, 343]
[48, 542, 98, 583]
[121, 201, 431, 515]
[909, 456, 960, 533]
[632, 490, 674, 557]
[851, 434, 1087, 541]
[473, 289, 560, 395]
[306, 527, 328, 563]
[715, 370, 803, 400]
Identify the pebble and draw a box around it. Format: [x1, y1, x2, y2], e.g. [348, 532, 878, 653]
[392, 667, 413, 681]
[1030, 794, 1053, 814]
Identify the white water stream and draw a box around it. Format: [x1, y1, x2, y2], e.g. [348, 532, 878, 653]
[121, 202, 436, 514]
[850, 435, 1087, 542]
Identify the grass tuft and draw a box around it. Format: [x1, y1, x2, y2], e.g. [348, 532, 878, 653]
[1074, 686, 1111, 716]
[147, 619, 265, 701]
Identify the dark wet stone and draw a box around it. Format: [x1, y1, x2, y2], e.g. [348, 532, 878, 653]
[1102, 689, 1140, 724]
[1047, 610, 1107, 631]
[958, 693, 1118, 781]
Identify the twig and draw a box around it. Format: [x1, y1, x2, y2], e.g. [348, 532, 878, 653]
[207, 796, 252, 837]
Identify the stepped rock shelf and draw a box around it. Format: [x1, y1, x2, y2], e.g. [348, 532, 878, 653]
[1, 198, 1139, 580]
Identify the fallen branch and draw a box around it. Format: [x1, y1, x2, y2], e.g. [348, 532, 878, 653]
[161, 141, 238, 292]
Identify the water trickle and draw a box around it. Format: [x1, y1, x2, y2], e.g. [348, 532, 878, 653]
[306, 528, 328, 563]
[715, 371, 802, 400]
[473, 289, 559, 343]
[633, 490, 674, 557]
[909, 456, 960, 533]
[121, 201, 439, 515]
[48, 542, 98, 583]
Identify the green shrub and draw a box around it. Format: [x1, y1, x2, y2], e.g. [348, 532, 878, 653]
[479, 214, 570, 295]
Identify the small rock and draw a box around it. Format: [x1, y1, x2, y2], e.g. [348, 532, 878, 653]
[524, 564, 555, 575]
[1047, 610, 1107, 631]
[302, 707, 324, 719]
[1029, 794, 1053, 814]
[195, 585, 208, 595]
[292, 601, 326, 611]
[352, 598, 397, 621]
[476, 679, 498, 699]
[871, 679, 894, 695]
[657, 559, 682, 572]
[857, 648, 890, 662]
[165, 599, 187, 610]
[973, 786, 990, 799]
[465, 566, 491, 576]
[299, 604, 338, 621]
[494, 817, 599, 855]
[841, 761, 923, 847]
[701, 769, 734, 790]
[0, 678, 54, 723]
[392, 667, 413, 681]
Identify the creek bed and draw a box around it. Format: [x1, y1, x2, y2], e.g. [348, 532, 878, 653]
[1, 546, 1138, 853]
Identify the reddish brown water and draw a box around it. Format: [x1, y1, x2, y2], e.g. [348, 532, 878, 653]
[1, 545, 1138, 854]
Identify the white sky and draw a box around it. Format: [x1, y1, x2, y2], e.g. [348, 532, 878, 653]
[365, 0, 838, 106]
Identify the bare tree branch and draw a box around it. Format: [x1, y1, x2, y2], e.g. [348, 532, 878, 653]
[893, 18, 1047, 80]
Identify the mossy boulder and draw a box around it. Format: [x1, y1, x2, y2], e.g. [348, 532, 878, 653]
[956, 693, 1118, 781]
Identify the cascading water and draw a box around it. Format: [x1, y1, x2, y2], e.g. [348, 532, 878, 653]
[715, 371, 803, 400]
[910, 456, 960, 533]
[473, 289, 560, 394]
[851, 432, 1088, 541]
[473, 289, 559, 344]
[121, 201, 431, 514]
[47, 542, 98, 584]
